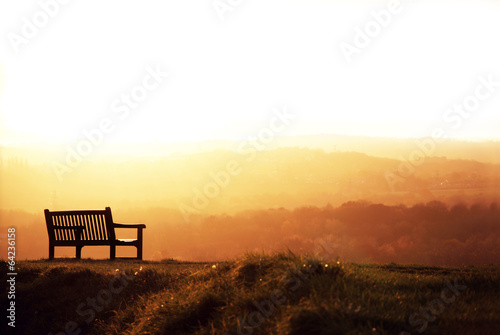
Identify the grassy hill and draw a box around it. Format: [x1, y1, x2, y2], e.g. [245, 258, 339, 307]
[2, 253, 499, 335]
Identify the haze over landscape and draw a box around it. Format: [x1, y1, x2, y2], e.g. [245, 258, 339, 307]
[1, 0, 500, 265]
[2, 136, 500, 264]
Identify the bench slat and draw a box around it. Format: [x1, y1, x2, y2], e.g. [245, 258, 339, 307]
[96, 214, 104, 240]
[87, 215, 94, 240]
[56, 215, 63, 240]
[82, 215, 90, 240]
[76, 215, 83, 240]
[88, 214, 95, 240]
[64, 215, 72, 240]
[90, 214, 98, 240]
[94, 215, 100, 240]
[72, 215, 80, 240]
[89, 214, 95, 240]
[59, 215, 66, 240]
[99, 214, 107, 240]
[67, 215, 74, 240]
[64, 215, 72, 241]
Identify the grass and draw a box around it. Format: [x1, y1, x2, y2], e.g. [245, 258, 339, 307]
[1, 253, 499, 335]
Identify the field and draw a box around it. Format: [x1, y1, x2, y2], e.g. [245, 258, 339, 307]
[2, 253, 500, 335]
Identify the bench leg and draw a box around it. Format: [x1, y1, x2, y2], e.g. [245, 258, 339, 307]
[76, 246, 83, 259]
[49, 244, 54, 260]
[137, 244, 143, 260]
[110, 245, 116, 260]
[137, 228, 143, 260]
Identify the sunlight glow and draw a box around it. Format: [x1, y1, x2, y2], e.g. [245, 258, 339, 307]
[0, 0, 499, 148]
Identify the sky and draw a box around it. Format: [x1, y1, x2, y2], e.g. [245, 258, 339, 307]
[1, 0, 500, 147]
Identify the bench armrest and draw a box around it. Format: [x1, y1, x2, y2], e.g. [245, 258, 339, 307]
[113, 223, 145, 242]
[114, 223, 146, 229]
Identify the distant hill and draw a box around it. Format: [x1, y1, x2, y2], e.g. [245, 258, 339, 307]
[2, 134, 500, 164]
[1, 146, 499, 212]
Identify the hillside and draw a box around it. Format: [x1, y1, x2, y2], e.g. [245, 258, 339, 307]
[2, 254, 499, 335]
[2, 147, 500, 213]
[3, 135, 500, 164]
[2, 201, 499, 265]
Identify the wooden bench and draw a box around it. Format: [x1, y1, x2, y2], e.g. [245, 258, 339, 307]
[44, 207, 146, 260]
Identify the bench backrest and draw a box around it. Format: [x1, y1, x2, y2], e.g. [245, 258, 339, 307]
[45, 207, 116, 242]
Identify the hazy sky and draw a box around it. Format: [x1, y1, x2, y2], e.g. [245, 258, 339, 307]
[1, 0, 500, 146]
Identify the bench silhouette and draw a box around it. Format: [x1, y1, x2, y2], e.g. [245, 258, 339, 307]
[44, 207, 145, 260]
